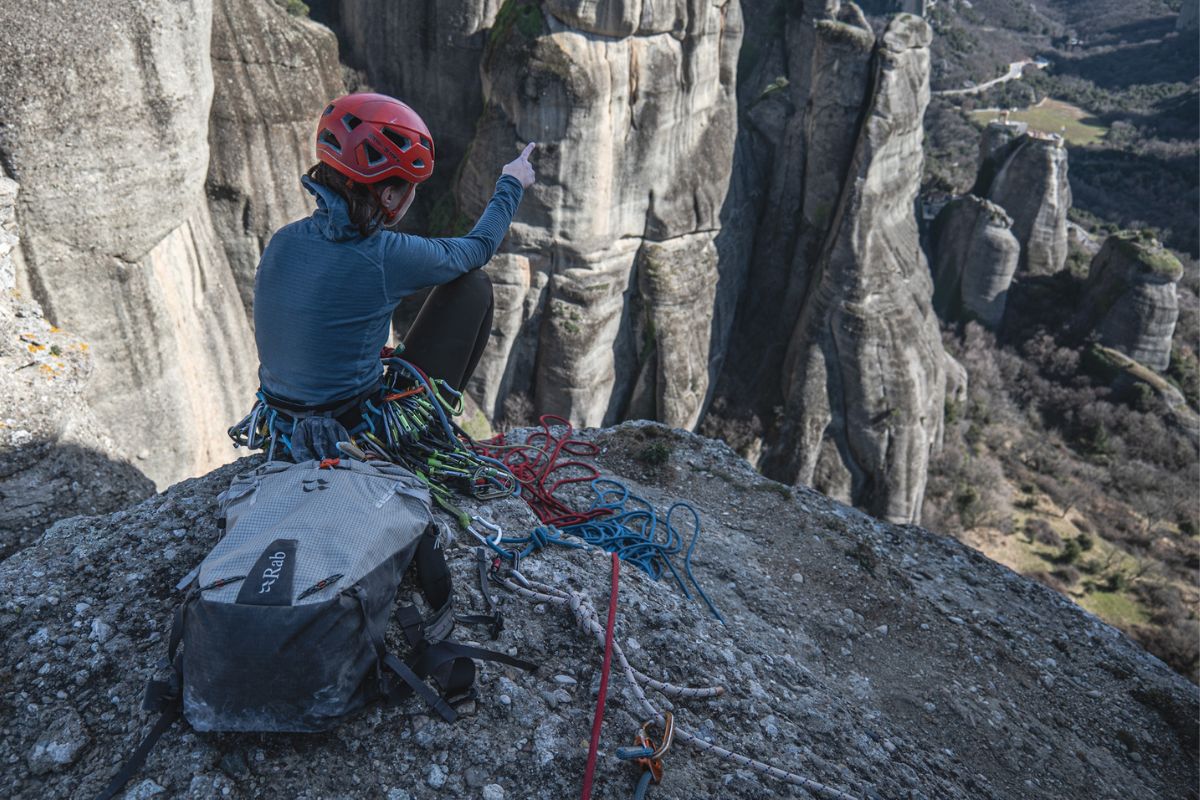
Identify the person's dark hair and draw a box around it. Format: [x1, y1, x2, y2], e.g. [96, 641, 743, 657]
[305, 162, 411, 237]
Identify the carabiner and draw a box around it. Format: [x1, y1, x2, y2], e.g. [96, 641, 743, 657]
[471, 515, 504, 547]
[640, 712, 674, 760]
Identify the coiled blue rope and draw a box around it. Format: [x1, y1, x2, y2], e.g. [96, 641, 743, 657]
[490, 478, 723, 623]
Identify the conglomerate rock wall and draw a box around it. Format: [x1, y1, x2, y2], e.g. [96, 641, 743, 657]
[0, 0, 256, 487]
[309, 0, 743, 431]
[1073, 232, 1183, 372]
[454, 0, 743, 429]
[1, 0, 953, 525]
[930, 195, 1020, 329]
[974, 122, 1071, 277]
[0, 178, 154, 558]
[771, 12, 946, 524]
[207, 0, 345, 315]
[709, 4, 947, 525]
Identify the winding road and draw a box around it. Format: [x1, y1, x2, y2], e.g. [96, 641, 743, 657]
[934, 59, 1044, 97]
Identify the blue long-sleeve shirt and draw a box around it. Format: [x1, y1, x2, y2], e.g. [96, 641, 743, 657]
[253, 174, 524, 405]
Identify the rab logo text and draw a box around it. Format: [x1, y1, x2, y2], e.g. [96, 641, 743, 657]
[259, 551, 288, 594]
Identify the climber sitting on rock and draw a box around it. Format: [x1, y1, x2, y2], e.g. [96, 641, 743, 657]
[232, 92, 535, 462]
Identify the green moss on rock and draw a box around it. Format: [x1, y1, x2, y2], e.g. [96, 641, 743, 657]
[1112, 232, 1184, 281]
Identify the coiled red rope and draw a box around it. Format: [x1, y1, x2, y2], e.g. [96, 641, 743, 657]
[480, 415, 611, 527]
[580, 552, 619, 800]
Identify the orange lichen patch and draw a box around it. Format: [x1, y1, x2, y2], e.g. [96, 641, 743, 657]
[49, 325, 61, 333]
[38, 364, 55, 377]
[78, 342, 89, 351]
[27, 342, 46, 353]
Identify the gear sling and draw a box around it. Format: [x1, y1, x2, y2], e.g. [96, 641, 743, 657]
[94, 458, 535, 800]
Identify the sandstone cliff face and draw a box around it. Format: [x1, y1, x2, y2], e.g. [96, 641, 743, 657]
[2, 423, 1196, 798]
[976, 122, 1071, 276]
[1073, 233, 1182, 372]
[770, 13, 945, 524]
[709, 6, 946, 525]
[0, 0, 257, 486]
[0, 179, 153, 558]
[207, 0, 345, 314]
[451, 0, 742, 429]
[931, 195, 1020, 329]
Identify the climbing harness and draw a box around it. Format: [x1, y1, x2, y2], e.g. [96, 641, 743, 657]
[228, 350, 518, 525]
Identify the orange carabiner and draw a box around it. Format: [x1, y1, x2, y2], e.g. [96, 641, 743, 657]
[632, 712, 674, 784]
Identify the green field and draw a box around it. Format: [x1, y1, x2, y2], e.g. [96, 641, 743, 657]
[972, 98, 1109, 146]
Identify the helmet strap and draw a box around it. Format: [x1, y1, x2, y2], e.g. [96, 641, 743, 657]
[374, 183, 415, 226]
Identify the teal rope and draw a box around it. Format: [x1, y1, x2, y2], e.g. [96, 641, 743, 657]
[490, 478, 723, 622]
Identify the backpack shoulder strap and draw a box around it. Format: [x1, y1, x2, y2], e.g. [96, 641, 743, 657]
[92, 593, 194, 800]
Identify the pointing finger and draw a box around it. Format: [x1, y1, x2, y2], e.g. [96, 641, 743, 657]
[521, 141, 536, 160]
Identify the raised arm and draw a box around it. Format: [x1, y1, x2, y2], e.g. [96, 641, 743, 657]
[381, 143, 537, 301]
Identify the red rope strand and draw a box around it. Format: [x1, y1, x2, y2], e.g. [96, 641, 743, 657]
[580, 552, 620, 800]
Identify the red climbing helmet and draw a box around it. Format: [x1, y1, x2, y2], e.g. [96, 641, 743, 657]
[315, 93, 435, 184]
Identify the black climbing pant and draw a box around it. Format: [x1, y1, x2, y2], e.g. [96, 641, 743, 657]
[400, 269, 494, 392]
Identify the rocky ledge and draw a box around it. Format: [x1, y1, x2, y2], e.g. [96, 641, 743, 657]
[1, 422, 1196, 799]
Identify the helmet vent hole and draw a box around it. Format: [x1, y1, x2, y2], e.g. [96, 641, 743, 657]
[382, 128, 412, 152]
[419, 135, 432, 150]
[411, 158, 425, 169]
[363, 142, 385, 166]
[342, 113, 362, 131]
[323, 104, 335, 116]
[319, 130, 341, 152]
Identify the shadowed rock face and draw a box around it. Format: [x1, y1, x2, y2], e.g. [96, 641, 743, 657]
[1179, 0, 1199, 32]
[453, 0, 741, 429]
[0, 179, 154, 557]
[305, 0, 504, 228]
[0, 0, 256, 487]
[207, 0, 345, 315]
[975, 123, 1071, 276]
[1073, 233, 1182, 372]
[931, 195, 1020, 329]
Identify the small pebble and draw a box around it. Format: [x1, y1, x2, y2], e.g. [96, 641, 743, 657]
[482, 785, 505, 800]
[553, 674, 577, 686]
[89, 619, 114, 643]
[427, 764, 447, 789]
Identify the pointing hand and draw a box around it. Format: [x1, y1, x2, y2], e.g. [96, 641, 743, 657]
[501, 142, 537, 189]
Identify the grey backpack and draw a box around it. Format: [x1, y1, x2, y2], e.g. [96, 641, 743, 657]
[96, 459, 534, 800]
